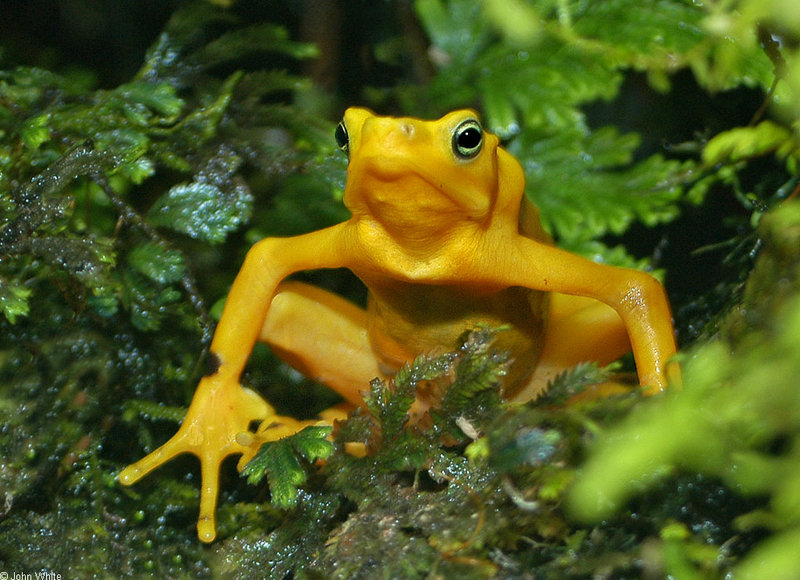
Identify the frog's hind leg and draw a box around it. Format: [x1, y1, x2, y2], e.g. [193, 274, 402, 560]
[511, 293, 632, 402]
[259, 280, 385, 407]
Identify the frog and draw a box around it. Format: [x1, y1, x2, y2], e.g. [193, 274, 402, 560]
[119, 107, 677, 542]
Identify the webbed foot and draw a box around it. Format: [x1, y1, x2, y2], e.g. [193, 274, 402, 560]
[119, 377, 302, 542]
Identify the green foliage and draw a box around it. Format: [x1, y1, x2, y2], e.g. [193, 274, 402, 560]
[406, 0, 800, 265]
[226, 329, 687, 578]
[440, 327, 509, 412]
[345, 327, 509, 473]
[534, 361, 618, 406]
[568, 201, 800, 579]
[406, 0, 704, 259]
[702, 120, 800, 172]
[148, 181, 253, 244]
[517, 127, 688, 247]
[241, 426, 333, 508]
[286, 329, 582, 578]
[0, 280, 31, 323]
[0, 3, 332, 576]
[128, 241, 187, 285]
[213, 491, 346, 579]
[2, 0, 800, 577]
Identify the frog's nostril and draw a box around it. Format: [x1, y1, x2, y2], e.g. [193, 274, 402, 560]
[401, 123, 415, 137]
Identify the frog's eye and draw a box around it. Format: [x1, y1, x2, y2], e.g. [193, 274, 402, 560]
[452, 119, 483, 159]
[335, 121, 349, 155]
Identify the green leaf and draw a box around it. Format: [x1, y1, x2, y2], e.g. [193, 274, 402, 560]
[147, 181, 253, 244]
[93, 128, 153, 183]
[519, 128, 686, 243]
[241, 426, 334, 508]
[127, 242, 186, 285]
[363, 377, 417, 440]
[441, 327, 507, 414]
[20, 114, 50, 150]
[180, 71, 242, 142]
[0, 67, 88, 111]
[367, 348, 458, 440]
[483, 0, 544, 46]
[120, 156, 155, 184]
[0, 278, 31, 323]
[536, 361, 619, 406]
[416, 0, 489, 65]
[117, 82, 184, 118]
[28, 237, 117, 287]
[702, 121, 800, 167]
[86, 291, 119, 318]
[194, 23, 319, 68]
[478, 39, 621, 132]
[571, 0, 706, 68]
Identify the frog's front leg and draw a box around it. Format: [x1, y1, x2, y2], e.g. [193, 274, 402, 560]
[491, 237, 678, 393]
[119, 225, 352, 542]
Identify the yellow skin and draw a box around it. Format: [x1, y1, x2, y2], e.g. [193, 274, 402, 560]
[119, 108, 677, 542]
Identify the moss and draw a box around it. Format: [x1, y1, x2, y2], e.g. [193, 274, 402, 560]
[568, 201, 800, 578]
[1, 0, 800, 577]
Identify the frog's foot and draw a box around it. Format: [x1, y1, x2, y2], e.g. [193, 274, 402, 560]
[232, 415, 323, 469]
[119, 379, 276, 542]
[235, 404, 354, 467]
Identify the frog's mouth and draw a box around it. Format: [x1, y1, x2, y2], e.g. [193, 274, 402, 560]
[347, 152, 493, 221]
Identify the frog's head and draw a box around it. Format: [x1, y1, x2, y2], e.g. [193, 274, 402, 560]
[337, 108, 525, 240]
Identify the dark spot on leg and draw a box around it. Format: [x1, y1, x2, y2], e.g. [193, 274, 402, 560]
[204, 351, 222, 377]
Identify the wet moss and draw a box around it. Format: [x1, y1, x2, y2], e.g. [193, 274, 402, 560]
[2, 0, 800, 577]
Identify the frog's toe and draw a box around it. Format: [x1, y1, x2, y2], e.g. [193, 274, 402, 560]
[239, 385, 272, 420]
[197, 514, 217, 544]
[234, 414, 316, 470]
[197, 448, 225, 543]
[118, 434, 188, 486]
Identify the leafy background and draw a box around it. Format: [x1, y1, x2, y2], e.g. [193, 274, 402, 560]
[1, 0, 799, 577]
